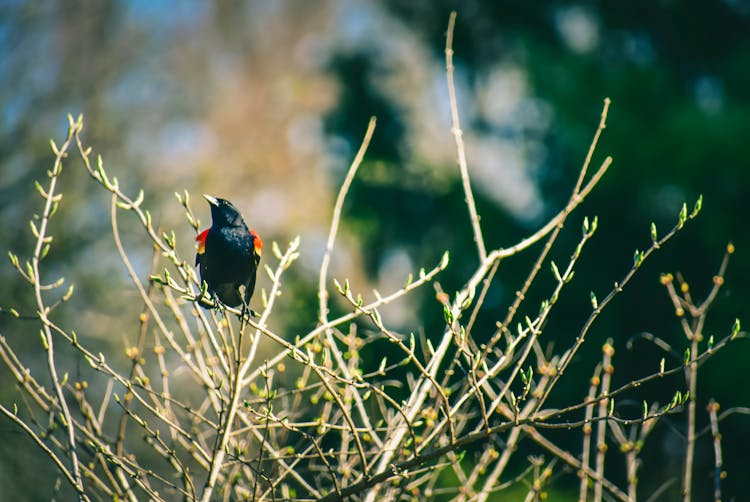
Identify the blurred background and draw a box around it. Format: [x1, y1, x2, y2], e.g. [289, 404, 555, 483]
[1, 1, 748, 499]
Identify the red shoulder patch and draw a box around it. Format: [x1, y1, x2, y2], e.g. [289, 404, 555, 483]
[196, 229, 209, 255]
[250, 229, 263, 255]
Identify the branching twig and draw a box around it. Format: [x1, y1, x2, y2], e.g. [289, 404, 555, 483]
[30, 119, 86, 500]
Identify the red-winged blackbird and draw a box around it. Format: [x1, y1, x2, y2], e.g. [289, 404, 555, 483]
[195, 195, 262, 309]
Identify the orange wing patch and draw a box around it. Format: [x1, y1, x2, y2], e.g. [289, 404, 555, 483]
[196, 229, 209, 256]
[250, 229, 263, 256]
[250, 230, 263, 256]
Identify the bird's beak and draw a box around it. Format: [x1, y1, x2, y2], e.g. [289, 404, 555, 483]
[203, 194, 219, 206]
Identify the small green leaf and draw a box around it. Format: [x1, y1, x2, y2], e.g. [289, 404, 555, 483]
[148, 274, 165, 285]
[670, 391, 680, 410]
[440, 251, 450, 269]
[524, 316, 534, 331]
[550, 261, 561, 282]
[443, 304, 454, 325]
[461, 285, 476, 310]
[34, 181, 48, 199]
[633, 249, 644, 268]
[371, 308, 381, 325]
[590, 291, 598, 309]
[286, 251, 300, 265]
[677, 203, 687, 228]
[589, 216, 599, 235]
[162, 232, 174, 248]
[133, 188, 144, 207]
[731, 318, 741, 339]
[272, 241, 282, 260]
[96, 155, 109, 186]
[690, 194, 703, 218]
[25, 261, 35, 282]
[289, 235, 301, 252]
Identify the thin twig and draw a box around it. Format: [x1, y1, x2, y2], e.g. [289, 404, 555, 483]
[707, 400, 723, 502]
[318, 116, 377, 326]
[446, 11, 486, 261]
[594, 341, 614, 502]
[580, 364, 602, 502]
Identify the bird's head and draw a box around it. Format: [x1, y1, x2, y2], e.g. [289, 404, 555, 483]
[204, 194, 244, 227]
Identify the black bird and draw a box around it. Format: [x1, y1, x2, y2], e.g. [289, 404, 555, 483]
[195, 195, 262, 310]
